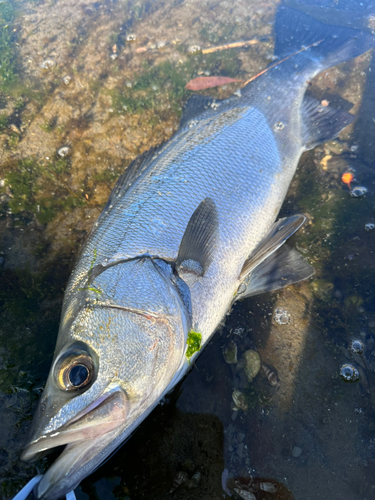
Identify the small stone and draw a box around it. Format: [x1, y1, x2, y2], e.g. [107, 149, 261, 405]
[223, 340, 238, 364]
[242, 350, 261, 382]
[232, 389, 248, 411]
[237, 432, 245, 442]
[365, 223, 375, 231]
[187, 45, 201, 55]
[259, 482, 278, 493]
[40, 59, 56, 70]
[312, 280, 334, 301]
[62, 75, 72, 85]
[57, 146, 71, 158]
[292, 446, 302, 458]
[234, 488, 256, 500]
[236, 442, 244, 458]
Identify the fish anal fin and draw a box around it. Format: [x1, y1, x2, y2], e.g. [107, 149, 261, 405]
[176, 197, 219, 277]
[302, 96, 355, 150]
[240, 214, 306, 280]
[237, 245, 314, 299]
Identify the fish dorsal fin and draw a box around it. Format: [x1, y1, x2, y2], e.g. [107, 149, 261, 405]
[236, 244, 314, 299]
[97, 147, 158, 223]
[176, 197, 219, 278]
[180, 95, 221, 128]
[239, 214, 306, 280]
[301, 96, 355, 150]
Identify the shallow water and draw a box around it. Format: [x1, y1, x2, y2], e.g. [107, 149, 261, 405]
[1, 0, 375, 499]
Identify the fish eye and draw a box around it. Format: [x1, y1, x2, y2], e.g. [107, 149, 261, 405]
[56, 350, 94, 391]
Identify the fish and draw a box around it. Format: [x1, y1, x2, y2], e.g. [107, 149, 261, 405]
[21, 6, 374, 499]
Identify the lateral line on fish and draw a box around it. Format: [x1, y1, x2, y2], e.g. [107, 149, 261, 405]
[243, 39, 324, 85]
[95, 303, 173, 320]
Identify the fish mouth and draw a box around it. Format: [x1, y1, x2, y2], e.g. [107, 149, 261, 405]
[21, 387, 127, 499]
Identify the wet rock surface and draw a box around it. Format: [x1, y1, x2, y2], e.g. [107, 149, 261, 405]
[1, 0, 375, 499]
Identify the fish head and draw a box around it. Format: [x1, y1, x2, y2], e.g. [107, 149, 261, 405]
[22, 257, 190, 499]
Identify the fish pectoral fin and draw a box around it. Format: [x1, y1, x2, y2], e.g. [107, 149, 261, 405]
[180, 94, 221, 128]
[236, 244, 314, 299]
[176, 197, 219, 277]
[239, 214, 306, 280]
[302, 96, 355, 150]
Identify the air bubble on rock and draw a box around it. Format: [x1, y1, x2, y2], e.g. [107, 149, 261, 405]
[40, 59, 56, 70]
[233, 327, 245, 336]
[57, 146, 70, 158]
[350, 186, 368, 198]
[365, 223, 375, 231]
[187, 45, 201, 55]
[351, 339, 364, 354]
[126, 34, 137, 42]
[62, 75, 72, 85]
[274, 308, 290, 325]
[340, 363, 359, 383]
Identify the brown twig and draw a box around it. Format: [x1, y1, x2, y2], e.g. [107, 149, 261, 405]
[201, 39, 259, 54]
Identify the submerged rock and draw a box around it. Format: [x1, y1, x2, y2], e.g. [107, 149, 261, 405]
[232, 389, 248, 411]
[242, 350, 261, 382]
[223, 340, 238, 364]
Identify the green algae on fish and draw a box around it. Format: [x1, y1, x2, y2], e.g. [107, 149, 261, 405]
[186, 330, 202, 362]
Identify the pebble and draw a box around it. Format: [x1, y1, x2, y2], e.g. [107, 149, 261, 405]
[292, 446, 302, 458]
[237, 432, 245, 442]
[126, 34, 137, 42]
[170, 471, 188, 493]
[365, 223, 375, 231]
[259, 482, 278, 493]
[187, 45, 201, 55]
[223, 340, 238, 364]
[57, 146, 71, 158]
[242, 350, 261, 382]
[186, 471, 201, 489]
[260, 364, 278, 386]
[274, 308, 291, 325]
[234, 488, 256, 500]
[62, 75, 72, 85]
[40, 59, 56, 70]
[236, 442, 244, 458]
[232, 389, 248, 411]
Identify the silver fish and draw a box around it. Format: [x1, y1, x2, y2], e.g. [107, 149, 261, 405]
[21, 7, 374, 499]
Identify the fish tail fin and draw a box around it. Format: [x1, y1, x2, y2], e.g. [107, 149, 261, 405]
[274, 6, 375, 72]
